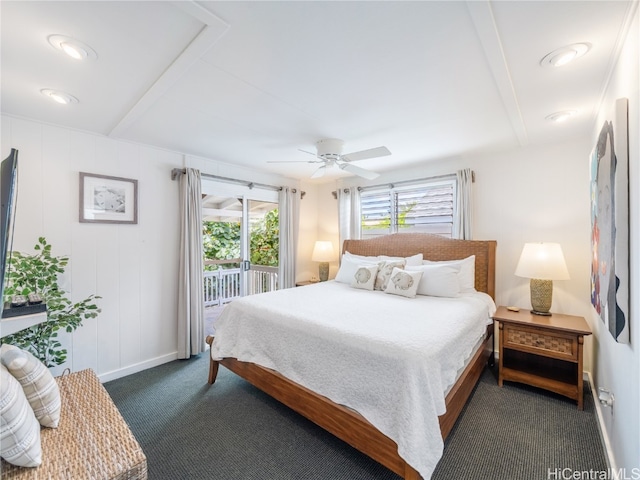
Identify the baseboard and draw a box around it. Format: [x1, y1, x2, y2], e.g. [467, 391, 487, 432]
[586, 371, 618, 471]
[98, 352, 179, 383]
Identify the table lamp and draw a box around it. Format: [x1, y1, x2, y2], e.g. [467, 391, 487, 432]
[312, 241, 334, 282]
[515, 242, 570, 315]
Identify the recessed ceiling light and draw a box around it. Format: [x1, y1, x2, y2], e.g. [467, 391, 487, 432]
[41, 89, 79, 105]
[540, 43, 591, 67]
[545, 110, 578, 123]
[47, 34, 97, 61]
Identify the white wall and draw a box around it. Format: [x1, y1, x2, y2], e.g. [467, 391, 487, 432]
[589, 8, 639, 472]
[0, 115, 298, 382]
[1, 116, 182, 381]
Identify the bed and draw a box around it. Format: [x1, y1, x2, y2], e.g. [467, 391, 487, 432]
[207, 233, 497, 479]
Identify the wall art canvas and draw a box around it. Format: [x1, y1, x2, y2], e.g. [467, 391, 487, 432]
[590, 97, 629, 343]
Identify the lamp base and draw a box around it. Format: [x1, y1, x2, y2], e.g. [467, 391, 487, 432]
[531, 309, 552, 316]
[318, 262, 329, 282]
[530, 278, 553, 315]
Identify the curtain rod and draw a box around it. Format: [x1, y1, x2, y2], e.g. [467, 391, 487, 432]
[171, 168, 281, 191]
[171, 168, 306, 198]
[331, 171, 474, 198]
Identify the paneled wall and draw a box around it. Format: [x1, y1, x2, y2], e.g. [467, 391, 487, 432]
[1, 117, 183, 380]
[1, 115, 301, 382]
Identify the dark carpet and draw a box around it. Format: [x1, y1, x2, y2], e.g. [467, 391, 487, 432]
[104, 354, 607, 480]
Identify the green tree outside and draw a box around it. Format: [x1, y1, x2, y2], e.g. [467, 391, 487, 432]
[202, 209, 279, 269]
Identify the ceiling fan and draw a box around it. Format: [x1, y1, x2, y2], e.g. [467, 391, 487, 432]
[268, 139, 391, 179]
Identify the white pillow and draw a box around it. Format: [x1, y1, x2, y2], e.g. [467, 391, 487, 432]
[0, 365, 42, 467]
[374, 260, 406, 291]
[384, 268, 423, 298]
[1, 344, 61, 428]
[406, 264, 461, 297]
[335, 255, 379, 284]
[343, 252, 378, 262]
[350, 264, 379, 291]
[379, 253, 423, 266]
[345, 252, 423, 266]
[423, 255, 476, 292]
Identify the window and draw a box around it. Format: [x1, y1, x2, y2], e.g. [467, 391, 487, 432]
[360, 178, 457, 239]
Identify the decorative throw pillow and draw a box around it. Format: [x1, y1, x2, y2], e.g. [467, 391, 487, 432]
[0, 364, 42, 467]
[350, 264, 379, 291]
[1, 344, 61, 428]
[335, 255, 379, 284]
[423, 255, 476, 292]
[406, 264, 461, 297]
[384, 268, 423, 298]
[374, 260, 406, 291]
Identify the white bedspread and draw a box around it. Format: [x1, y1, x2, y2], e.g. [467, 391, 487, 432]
[210, 281, 496, 479]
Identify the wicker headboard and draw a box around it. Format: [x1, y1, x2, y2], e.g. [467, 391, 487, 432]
[342, 233, 496, 300]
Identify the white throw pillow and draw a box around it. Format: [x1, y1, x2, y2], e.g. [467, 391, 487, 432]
[423, 255, 476, 292]
[0, 364, 42, 467]
[384, 268, 423, 298]
[374, 260, 406, 291]
[335, 255, 379, 284]
[406, 264, 461, 297]
[1, 344, 61, 428]
[350, 264, 379, 291]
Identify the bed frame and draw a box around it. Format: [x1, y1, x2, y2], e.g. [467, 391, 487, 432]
[207, 233, 497, 480]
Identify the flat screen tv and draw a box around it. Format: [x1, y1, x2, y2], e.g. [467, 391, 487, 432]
[1, 148, 19, 317]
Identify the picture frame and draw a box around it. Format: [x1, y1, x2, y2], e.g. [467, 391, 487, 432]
[79, 172, 138, 224]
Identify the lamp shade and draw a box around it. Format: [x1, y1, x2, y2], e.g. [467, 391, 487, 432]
[311, 241, 335, 262]
[515, 243, 570, 280]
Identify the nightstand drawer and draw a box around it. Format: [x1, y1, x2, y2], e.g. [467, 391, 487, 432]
[503, 324, 577, 361]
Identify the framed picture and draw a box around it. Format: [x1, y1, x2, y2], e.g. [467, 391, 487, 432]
[590, 97, 629, 343]
[79, 172, 138, 224]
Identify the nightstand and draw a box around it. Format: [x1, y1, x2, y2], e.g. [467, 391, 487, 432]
[494, 306, 592, 410]
[295, 280, 318, 287]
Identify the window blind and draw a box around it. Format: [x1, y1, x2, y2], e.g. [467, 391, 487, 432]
[360, 179, 456, 239]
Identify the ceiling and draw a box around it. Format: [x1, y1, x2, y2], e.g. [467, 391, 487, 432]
[1, 1, 636, 183]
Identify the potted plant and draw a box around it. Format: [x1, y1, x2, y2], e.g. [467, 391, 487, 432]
[1, 237, 101, 367]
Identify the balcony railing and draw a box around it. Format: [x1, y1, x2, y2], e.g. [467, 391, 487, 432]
[203, 266, 278, 307]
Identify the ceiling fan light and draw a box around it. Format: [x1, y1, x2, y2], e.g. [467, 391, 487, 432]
[311, 165, 327, 179]
[540, 43, 591, 67]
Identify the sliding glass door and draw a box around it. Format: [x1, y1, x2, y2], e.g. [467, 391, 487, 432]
[241, 199, 279, 295]
[201, 179, 280, 306]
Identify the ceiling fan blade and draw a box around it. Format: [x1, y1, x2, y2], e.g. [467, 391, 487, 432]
[267, 160, 323, 164]
[341, 146, 391, 162]
[310, 165, 327, 179]
[298, 148, 318, 157]
[339, 163, 380, 180]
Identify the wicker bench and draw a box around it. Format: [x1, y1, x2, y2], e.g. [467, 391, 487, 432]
[1, 369, 147, 480]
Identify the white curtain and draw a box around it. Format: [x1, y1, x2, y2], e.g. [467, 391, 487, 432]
[337, 187, 361, 253]
[278, 187, 300, 289]
[178, 168, 205, 359]
[455, 168, 473, 240]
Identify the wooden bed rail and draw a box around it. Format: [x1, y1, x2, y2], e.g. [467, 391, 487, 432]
[206, 324, 494, 480]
